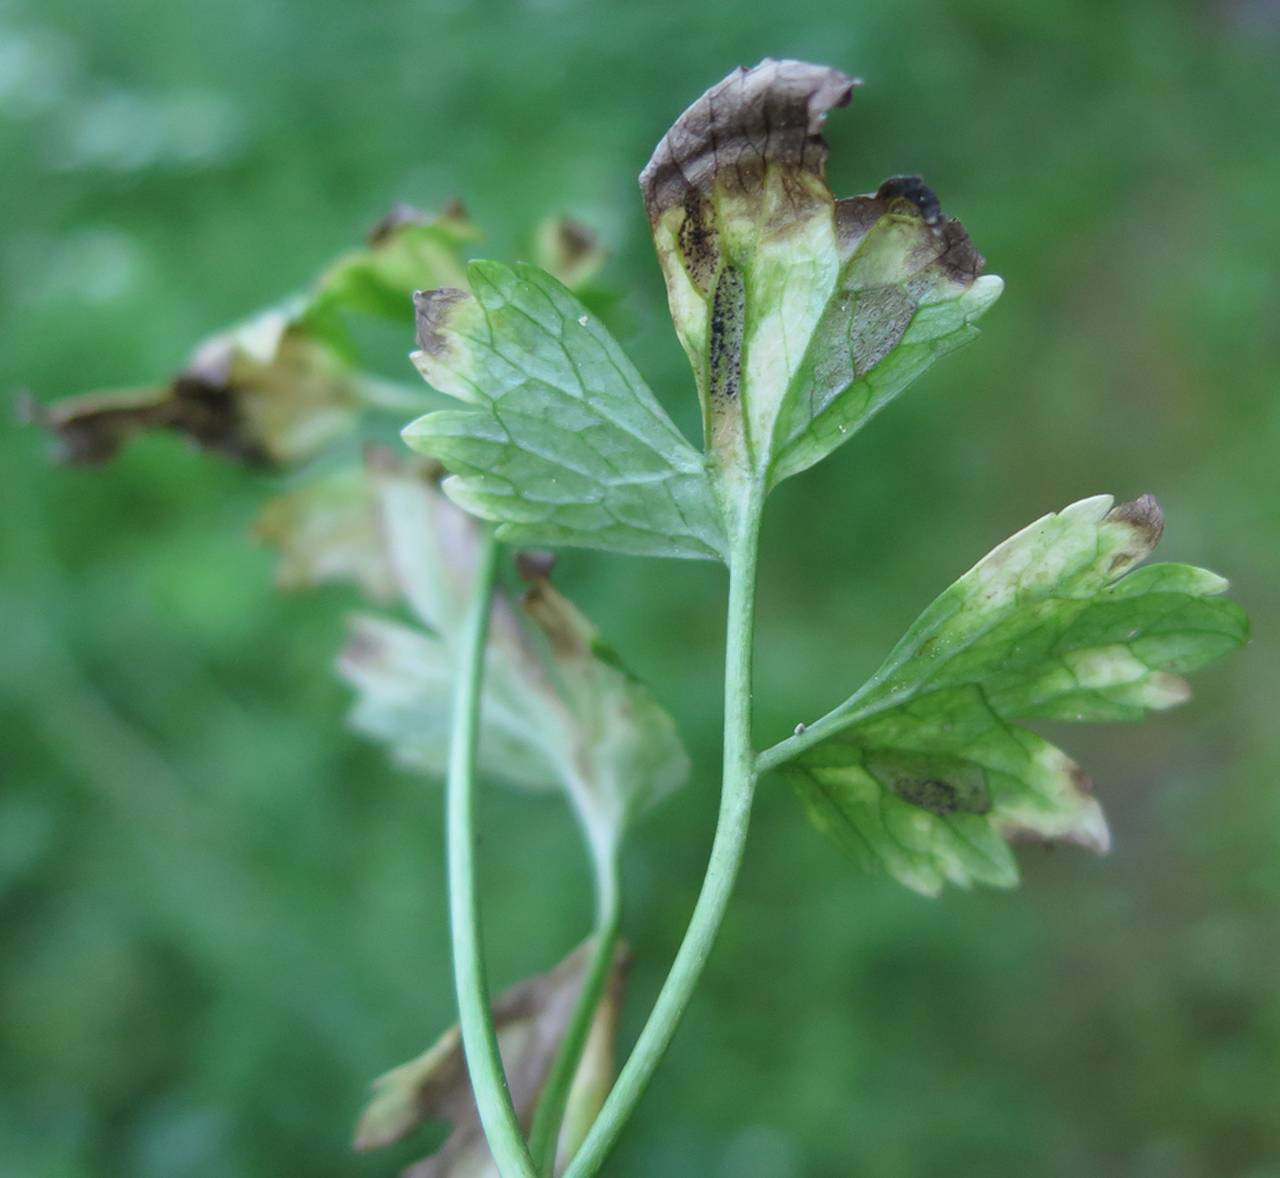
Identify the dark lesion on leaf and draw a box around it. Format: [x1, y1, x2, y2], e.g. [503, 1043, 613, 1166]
[676, 191, 720, 292]
[892, 775, 993, 817]
[708, 265, 745, 402]
[367, 197, 469, 245]
[875, 175, 943, 230]
[1068, 764, 1095, 795]
[551, 217, 600, 268]
[514, 549, 557, 583]
[413, 288, 470, 356]
[835, 179, 985, 284]
[365, 200, 431, 245]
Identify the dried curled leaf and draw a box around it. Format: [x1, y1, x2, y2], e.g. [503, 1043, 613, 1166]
[354, 940, 630, 1177]
[403, 262, 726, 561]
[640, 58, 1002, 487]
[778, 495, 1247, 895]
[26, 202, 478, 468]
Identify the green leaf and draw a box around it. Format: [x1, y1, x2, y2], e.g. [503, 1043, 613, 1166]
[789, 686, 1101, 896]
[333, 452, 691, 854]
[402, 261, 727, 561]
[776, 495, 1248, 895]
[354, 940, 629, 1177]
[305, 200, 478, 326]
[640, 58, 1001, 488]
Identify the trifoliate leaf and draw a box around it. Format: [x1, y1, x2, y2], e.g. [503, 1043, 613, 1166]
[776, 495, 1247, 895]
[402, 261, 727, 561]
[640, 58, 1001, 488]
[353, 940, 629, 1178]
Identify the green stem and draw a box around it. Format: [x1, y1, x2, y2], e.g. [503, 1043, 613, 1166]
[561, 482, 764, 1178]
[447, 530, 540, 1178]
[526, 841, 623, 1173]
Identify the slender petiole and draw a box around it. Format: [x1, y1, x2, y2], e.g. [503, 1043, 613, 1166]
[559, 482, 764, 1178]
[526, 842, 623, 1173]
[446, 530, 540, 1178]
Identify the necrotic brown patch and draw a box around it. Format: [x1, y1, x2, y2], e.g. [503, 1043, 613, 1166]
[413, 288, 469, 356]
[708, 265, 745, 403]
[677, 193, 720, 293]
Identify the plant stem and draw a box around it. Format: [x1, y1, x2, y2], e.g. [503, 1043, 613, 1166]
[527, 841, 623, 1174]
[561, 482, 764, 1178]
[447, 530, 540, 1178]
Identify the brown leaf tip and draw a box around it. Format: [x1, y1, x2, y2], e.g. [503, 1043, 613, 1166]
[554, 217, 599, 264]
[365, 201, 430, 245]
[413, 288, 469, 355]
[640, 58, 859, 223]
[1106, 493, 1164, 546]
[514, 549, 556, 583]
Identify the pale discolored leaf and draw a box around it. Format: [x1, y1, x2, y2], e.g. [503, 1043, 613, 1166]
[402, 262, 727, 561]
[254, 467, 398, 599]
[640, 59, 1001, 487]
[531, 216, 608, 291]
[516, 561, 691, 852]
[776, 495, 1247, 895]
[29, 311, 367, 467]
[354, 941, 629, 1178]
[337, 612, 559, 792]
[333, 451, 691, 853]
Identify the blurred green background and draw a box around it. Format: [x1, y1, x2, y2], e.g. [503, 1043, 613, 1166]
[3, 0, 1278, 1175]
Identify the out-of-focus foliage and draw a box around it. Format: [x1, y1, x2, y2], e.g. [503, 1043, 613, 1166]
[354, 939, 628, 1177]
[336, 452, 690, 864]
[2, 2, 1277, 1178]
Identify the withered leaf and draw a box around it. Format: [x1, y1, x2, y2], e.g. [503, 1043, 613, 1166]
[334, 450, 691, 854]
[640, 59, 1002, 487]
[26, 202, 480, 469]
[354, 941, 630, 1178]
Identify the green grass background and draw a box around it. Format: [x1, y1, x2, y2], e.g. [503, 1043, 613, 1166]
[3, 0, 1278, 1174]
